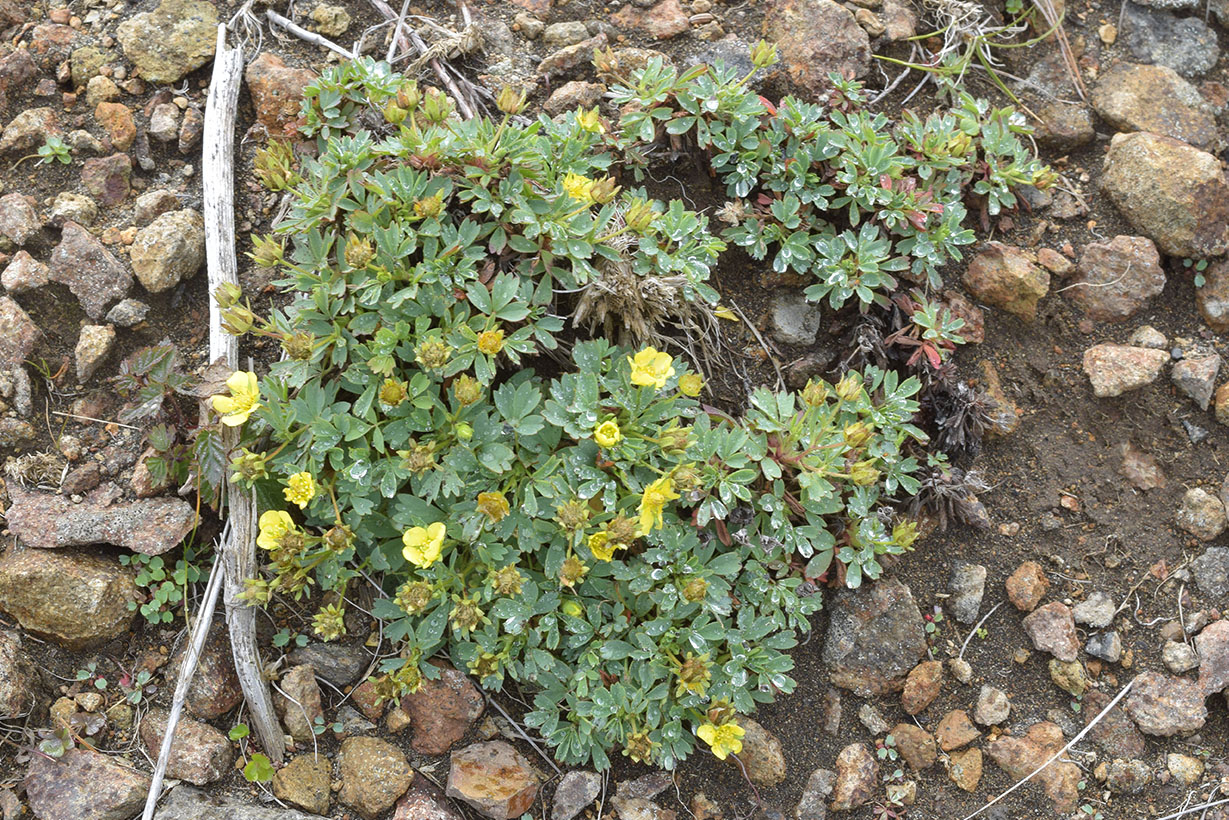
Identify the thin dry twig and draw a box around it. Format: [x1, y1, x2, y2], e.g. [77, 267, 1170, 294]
[267, 9, 354, 58]
[958, 601, 1002, 660]
[724, 299, 785, 392]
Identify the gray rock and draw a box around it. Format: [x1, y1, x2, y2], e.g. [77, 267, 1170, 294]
[543, 21, 591, 48]
[856, 702, 890, 735]
[75, 324, 115, 382]
[1, 251, 48, 294]
[117, 0, 218, 84]
[0, 629, 37, 718]
[275, 664, 324, 743]
[771, 291, 822, 346]
[947, 562, 986, 624]
[764, 0, 870, 94]
[26, 747, 150, 820]
[1034, 102, 1096, 151]
[0, 548, 136, 650]
[50, 192, 98, 227]
[822, 578, 927, 696]
[155, 785, 320, 819]
[1132, 0, 1198, 11]
[1072, 591, 1116, 628]
[287, 641, 369, 688]
[49, 221, 132, 319]
[1091, 62, 1217, 149]
[5, 486, 198, 554]
[552, 771, 601, 820]
[129, 209, 205, 293]
[333, 704, 376, 738]
[138, 707, 234, 785]
[106, 298, 150, 327]
[794, 768, 836, 820]
[0, 107, 59, 154]
[1176, 487, 1227, 541]
[0, 297, 38, 371]
[149, 102, 180, 143]
[395, 776, 466, 820]
[683, 35, 755, 80]
[1127, 325, 1167, 349]
[133, 189, 182, 226]
[1192, 546, 1229, 597]
[0, 193, 40, 246]
[973, 685, 1010, 726]
[1172, 353, 1221, 410]
[1162, 640, 1199, 674]
[1125, 670, 1208, 736]
[1122, 3, 1219, 77]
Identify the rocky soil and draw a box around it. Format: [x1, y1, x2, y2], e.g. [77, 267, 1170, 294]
[2, 0, 1229, 817]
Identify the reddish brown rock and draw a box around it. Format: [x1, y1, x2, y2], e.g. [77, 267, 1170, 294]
[1083, 689, 1146, 759]
[948, 747, 982, 792]
[890, 723, 936, 770]
[395, 775, 466, 820]
[942, 290, 984, 343]
[543, 81, 605, 116]
[1198, 259, 1229, 332]
[5, 486, 198, 554]
[447, 741, 539, 820]
[49, 221, 132, 318]
[1196, 619, 1229, 696]
[352, 678, 386, 723]
[1091, 63, 1218, 149]
[1022, 602, 1080, 662]
[0, 630, 37, 719]
[1034, 102, 1095, 151]
[1067, 235, 1164, 322]
[138, 707, 234, 785]
[763, 0, 870, 94]
[612, 0, 690, 38]
[0, 296, 38, 369]
[94, 101, 135, 151]
[275, 664, 324, 743]
[935, 710, 979, 751]
[245, 53, 317, 137]
[80, 153, 132, 208]
[900, 660, 942, 715]
[828, 743, 877, 812]
[401, 663, 484, 754]
[823, 578, 927, 696]
[25, 747, 149, 820]
[1125, 670, 1208, 736]
[177, 623, 242, 719]
[1082, 344, 1169, 398]
[1006, 560, 1049, 611]
[962, 242, 1049, 321]
[1119, 441, 1165, 491]
[986, 722, 1080, 812]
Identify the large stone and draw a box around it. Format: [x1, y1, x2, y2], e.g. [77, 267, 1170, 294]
[1122, 3, 1220, 77]
[94, 102, 136, 152]
[986, 722, 1080, 813]
[402, 662, 484, 754]
[1082, 344, 1168, 398]
[49, 221, 132, 319]
[275, 664, 324, 743]
[771, 291, 822, 346]
[26, 747, 150, 820]
[1101, 131, 1229, 259]
[447, 741, 539, 820]
[0, 296, 38, 370]
[763, 0, 870, 94]
[948, 747, 982, 792]
[272, 754, 332, 816]
[138, 707, 234, 785]
[735, 717, 786, 786]
[1105, 758, 1151, 794]
[1176, 487, 1227, 541]
[1083, 689, 1145, 758]
[1066, 236, 1164, 322]
[1090, 63, 1217, 148]
[1195, 619, 1229, 696]
[1192, 546, 1229, 597]
[935, 709, 979, 751]
[551, 771, 601, 820]
[1, 250, 49, 293]
[287, 641, 368, 688]
[244, 53, 317, 137]
[1005, 560, 1049, 611]
[0, 629, 37, 718]
[1072, 591, 1116, 629]
[794, 767, 835, 820]
[0, 106, 59, 154]
[962, 242, 1049, 321]
[0, 548, 136, 650]
[890, 724, 936, 770]
[117, 0, 217, 84]
[177, 623, 243, 719]
[339, 736, 413, 820]
[822, 577, 927, 696]
[6, 486, 198, 554]
[1125, 670, 1208, 736]
[1022, 602, 1080, 662]
[129, 209, 205, 293]
[154, 785, 320, 819]
[611, 0, 690, 38]
[1034, 102, 1096, 151]
[828, 743, 876, 812]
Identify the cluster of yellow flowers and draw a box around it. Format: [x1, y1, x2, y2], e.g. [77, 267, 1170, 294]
[283, 472, 316, 509]
[628, 347, 675, 390]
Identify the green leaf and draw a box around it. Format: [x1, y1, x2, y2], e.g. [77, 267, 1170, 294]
[244, 753, 276, 782]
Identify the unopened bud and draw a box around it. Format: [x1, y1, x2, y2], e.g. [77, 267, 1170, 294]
[213, 282, 242, 309]
[623, 198, 657, 233]
[496, 84, 528, 115]
[421, 87, 454, 123]
[590, 176, 621, 205]
[750, 39, 778, 69]
[397, 81, 421, 110]
[383, 102, 408, 125]
[221, 304, 256, 336]
[455, 422, 474, 441]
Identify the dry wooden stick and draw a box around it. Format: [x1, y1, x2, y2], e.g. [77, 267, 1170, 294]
[267, 9, 354, 58]
[203, 21, 287, 765]
[141, 551, 224, 820]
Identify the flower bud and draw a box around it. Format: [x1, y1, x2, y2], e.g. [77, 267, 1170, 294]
[576, 107, 604, 134]
[835, 372, 863, 402]
[421, 87, 454, 123]
[397, 81, 421, 110]
[282, 331, 315, 361]
[892, 520, 920, 549]
[220, 304, 257, 336]
[414, 193, 444, 219]
[589, 176, 621, 205]
[496, 84, 528, 115]
[383, 102, 408, 125]
[214, 282, 242, 309]
[561, 599, 583, 617]
[453, 374, 483, 406]
[415, 337, 452, 370]
[455, 422, 474, 441]
[248, 234, 284, 268]
[681, 576, 708, 603]
[623, 198, 657, 233]
[345, 235, 375, 269]
[842, 420, 873, 449]
[379, 378, 408, 407]
[801, 379, 829, 407]
[751, 39, 778, 69]
[848, 459, 881, 486]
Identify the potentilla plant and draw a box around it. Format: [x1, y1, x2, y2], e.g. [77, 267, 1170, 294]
[204, 47, 1049, 769]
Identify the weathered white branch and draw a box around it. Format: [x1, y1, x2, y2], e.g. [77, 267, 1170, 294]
[203, 21, 286, 765]
[267, 9, 354, 58]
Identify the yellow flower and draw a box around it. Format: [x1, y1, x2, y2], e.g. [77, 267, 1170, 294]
[697, 721, 745, 760]
[562, 172, 595, 204]
[476, 491, 511, 522]
[678, 373, 704, 397]
[283, 472, 316, 509]
[638, 475, 680, 535]
[210, 371, 261, 426]
[588, 530, 623, 562]
[577, 107, 604, 134]
[477, 328, 505, 355]
[257, 510, 294, 550]
[403, 522, 446, 568]
[594, 419, 622, 448]
[628, 347, 675, 390]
